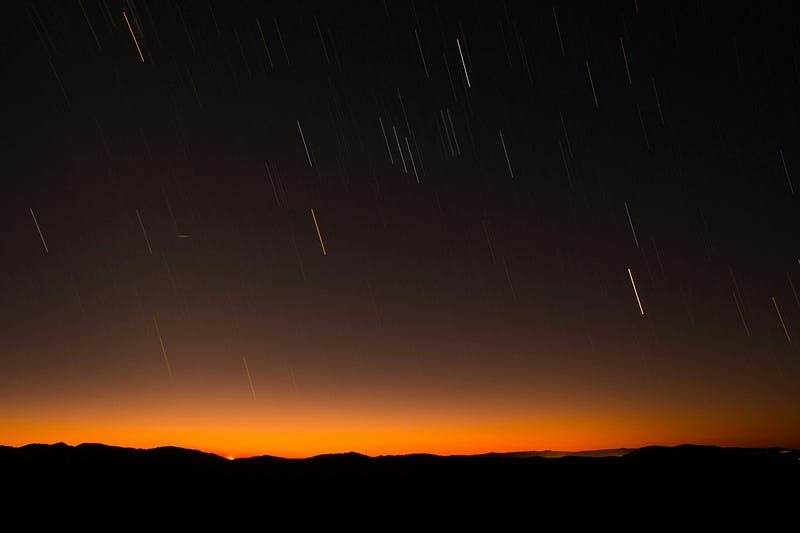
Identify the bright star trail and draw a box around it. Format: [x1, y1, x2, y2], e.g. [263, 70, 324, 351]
[628, 268, 645, 316]
[1, 0, 799, 460]
[456, 38, 471, 88]
[310, 208, 326, 256]
[122, 10, 144, 63]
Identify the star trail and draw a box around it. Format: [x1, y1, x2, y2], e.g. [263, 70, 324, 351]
[1, 0, 798, 459]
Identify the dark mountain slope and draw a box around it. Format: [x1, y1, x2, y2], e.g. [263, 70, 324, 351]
[2, 443, 797, 527]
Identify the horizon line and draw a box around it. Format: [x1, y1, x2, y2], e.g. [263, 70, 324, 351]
[5, 441, 797, 461]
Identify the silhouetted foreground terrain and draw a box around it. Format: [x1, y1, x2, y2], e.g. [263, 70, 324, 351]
[3, 443, 798, 527]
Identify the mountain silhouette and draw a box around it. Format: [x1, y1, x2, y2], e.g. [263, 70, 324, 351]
[2, 442, 797, 527]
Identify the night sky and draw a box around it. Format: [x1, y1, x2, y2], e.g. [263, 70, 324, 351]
[2, 0, 799, 459]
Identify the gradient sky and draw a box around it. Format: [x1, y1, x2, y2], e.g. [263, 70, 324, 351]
[1, 0, 799, 459]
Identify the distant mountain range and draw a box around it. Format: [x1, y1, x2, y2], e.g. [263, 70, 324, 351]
[472, 447, 634, 458]
[3, 442, 797, 526]
[0, 441, 638, 463]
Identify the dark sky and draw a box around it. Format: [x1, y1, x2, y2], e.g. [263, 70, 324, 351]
[1, 0, 799, 458]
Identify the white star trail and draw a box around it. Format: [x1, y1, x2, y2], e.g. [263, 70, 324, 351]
[586, 60, 599, 108]
[256, 17, 274, 68]
[414, 29, 429, 78]
[136, 209, 153, 255]
[779, 149, 795, 195]
[243, 357, 256, 400]
[404, 136, 420, 183]
[379, 116, 393, 164]
[620, 36, 632, 85]
[628, 268, 645, 315]
[624, 202, 640, 249]
[393, 125, 407, 174]
[733, 292, 750, 337]
[297, 120, 313, 167]
[29, 208, 49, 253]
[772, 297, 791, 343]
[553, 7, 565, 56]
[652, 77, 664, 125]
[153, 315, 173, 381]
[456, 38, 471, 88]
[499, 130, 513, 179]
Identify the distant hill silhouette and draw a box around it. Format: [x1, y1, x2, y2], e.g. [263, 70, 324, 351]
[3, 442, 798, 527]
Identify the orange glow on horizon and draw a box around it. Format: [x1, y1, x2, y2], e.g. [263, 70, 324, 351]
[3, 338, 799, 460]
[3, 399, 798, 459]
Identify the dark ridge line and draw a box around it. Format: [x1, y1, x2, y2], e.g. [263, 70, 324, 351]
[3, 441, 798, 461]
